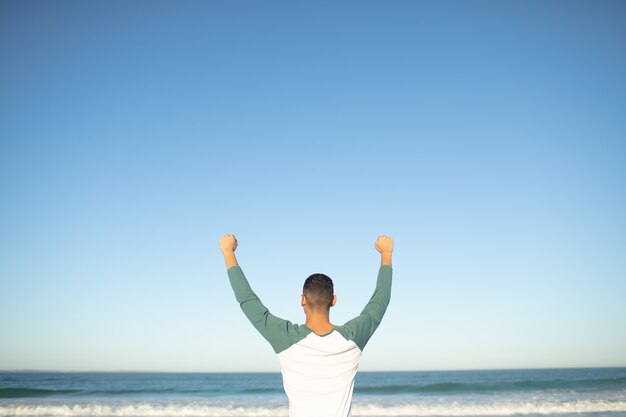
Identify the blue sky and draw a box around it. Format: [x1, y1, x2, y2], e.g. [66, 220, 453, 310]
[1, 1, 625, 372]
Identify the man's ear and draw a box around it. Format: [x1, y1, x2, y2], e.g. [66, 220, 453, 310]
[301, 295, 306, 307]
[331, 295, 337, 307]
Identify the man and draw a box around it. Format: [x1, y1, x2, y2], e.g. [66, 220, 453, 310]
[219, 234, 393, 417]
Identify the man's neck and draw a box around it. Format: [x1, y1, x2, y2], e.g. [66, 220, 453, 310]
[305, 313, 334, 335]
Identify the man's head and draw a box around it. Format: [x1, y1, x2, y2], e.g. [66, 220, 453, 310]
[302, 273, 336, 313]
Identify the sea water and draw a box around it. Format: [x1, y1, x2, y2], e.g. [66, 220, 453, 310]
[1, 368, 625, 417]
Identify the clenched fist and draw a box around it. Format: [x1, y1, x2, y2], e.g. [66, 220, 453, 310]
[374, 235, 394, 254]
[220, 234, 238, 254]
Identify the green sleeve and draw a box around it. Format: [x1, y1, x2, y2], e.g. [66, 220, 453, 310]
[338, 265, 392, 351]
[227, 265, 309, 353]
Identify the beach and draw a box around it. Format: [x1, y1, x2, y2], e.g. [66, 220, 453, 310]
[1, 368, 626, 417]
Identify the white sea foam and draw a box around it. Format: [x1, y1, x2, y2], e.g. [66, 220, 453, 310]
[2, 400, 626, 417]
[353, 400, 626, 416]
[0, 404, 287, 417]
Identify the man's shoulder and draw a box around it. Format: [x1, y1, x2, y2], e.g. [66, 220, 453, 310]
[332, 324, 357, 345]
[285, 322, 311, 336]
[270, 321, 313, 354]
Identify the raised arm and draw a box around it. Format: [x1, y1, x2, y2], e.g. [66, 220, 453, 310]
[220, 234, 298, 353]
[341, 235, 394, 351]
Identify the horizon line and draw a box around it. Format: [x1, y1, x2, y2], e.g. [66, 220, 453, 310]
[2, 365, 625, 374]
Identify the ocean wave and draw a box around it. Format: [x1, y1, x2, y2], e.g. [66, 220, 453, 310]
[1, 400, 626, 416]
[354, 377, 626, 395]
[239, 388, 282, 394]
[5, 377, 624, 399]
[353, 400, 626, 416]
[0, 387, 285, 399]
[0, 388, 79, 399]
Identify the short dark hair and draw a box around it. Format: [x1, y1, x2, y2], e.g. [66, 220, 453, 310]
[303, 273, 334, 311]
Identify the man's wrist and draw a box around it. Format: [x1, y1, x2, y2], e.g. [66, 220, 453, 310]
[223, 251, 238, 269]
[381, 251, 392, 266]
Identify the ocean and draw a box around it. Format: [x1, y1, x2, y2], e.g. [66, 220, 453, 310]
[1, 368, 625, 417]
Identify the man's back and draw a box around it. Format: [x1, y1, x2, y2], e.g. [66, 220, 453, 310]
[278, 330, 361, 417]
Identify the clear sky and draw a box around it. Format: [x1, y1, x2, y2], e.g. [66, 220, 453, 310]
[1, 1, 625, 372]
